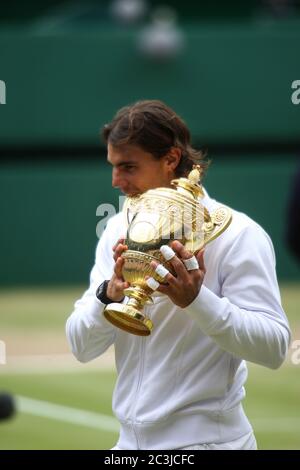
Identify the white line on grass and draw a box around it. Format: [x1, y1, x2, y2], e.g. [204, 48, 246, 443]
[16, 395, 119, 433]
[16, 395, 300, 434]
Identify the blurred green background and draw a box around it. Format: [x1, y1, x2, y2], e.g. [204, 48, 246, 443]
[0, 0, 300, 450]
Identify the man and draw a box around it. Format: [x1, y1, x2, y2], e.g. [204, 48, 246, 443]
[66, 100, 290, 450]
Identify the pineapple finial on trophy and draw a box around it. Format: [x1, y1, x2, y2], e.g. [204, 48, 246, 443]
[188, 165, 203, 185]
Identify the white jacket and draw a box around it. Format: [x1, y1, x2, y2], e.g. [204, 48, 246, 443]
[66, 192, 291, 450]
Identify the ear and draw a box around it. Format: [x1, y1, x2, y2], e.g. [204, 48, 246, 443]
[165, 147, 181, 172]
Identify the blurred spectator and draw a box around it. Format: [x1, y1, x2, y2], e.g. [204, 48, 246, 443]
[0, 393, 15, 422]
[286, 163, 300, 263]
[138, 6, 185, 61]
[257, 0, 297, 19]
[110, 0, 148, 25]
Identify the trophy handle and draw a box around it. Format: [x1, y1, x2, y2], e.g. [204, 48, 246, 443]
[203, 206, 232, 246]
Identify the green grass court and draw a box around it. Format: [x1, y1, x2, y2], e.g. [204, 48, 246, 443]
[0, 284, 299, 449]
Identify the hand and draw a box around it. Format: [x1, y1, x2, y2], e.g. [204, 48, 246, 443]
[149, 241, 206, 308]
[106, 238, 130, 302]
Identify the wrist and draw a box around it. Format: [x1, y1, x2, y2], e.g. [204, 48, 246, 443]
[96, 280, 115, 305]
[96, 280, 124, 304]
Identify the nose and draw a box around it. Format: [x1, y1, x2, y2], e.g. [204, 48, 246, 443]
[112, 167, 125, 189]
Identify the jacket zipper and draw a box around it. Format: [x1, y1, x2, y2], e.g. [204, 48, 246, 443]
[131, 308, 148, 449]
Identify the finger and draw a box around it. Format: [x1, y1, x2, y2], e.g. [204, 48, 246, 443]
[171, 241, 202, 273]
[145, 277, 170, 295]
[114, 243, 127, 256]
[112, 238, 125, 252]
[120, 280, 130, 289]
[150, 261, 175, 285]
[160, 245, 187, 279]
[114, 256, 125, 278]
[182, 256, 199, 271]
[170, 240, 193, 260]
[146, 277, 160, 291]
[155, 264, 169, 279]
[113, 243, 128, 262]
[160, 245, 176, 261]
[196, 249, 206, 272]
[155, 283, 169, 294]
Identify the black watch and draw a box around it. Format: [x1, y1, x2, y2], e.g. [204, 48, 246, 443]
[96, 280, 118, 305]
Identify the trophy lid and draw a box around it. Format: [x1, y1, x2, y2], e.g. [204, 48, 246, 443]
[171, 165, 204, 199]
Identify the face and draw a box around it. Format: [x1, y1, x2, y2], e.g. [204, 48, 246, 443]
[107, 143, 179, 197]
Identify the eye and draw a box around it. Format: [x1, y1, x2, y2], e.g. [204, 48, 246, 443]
[124, 165, 136, 172]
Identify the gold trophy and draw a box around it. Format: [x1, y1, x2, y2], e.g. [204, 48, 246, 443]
[104, 165, 232, 336]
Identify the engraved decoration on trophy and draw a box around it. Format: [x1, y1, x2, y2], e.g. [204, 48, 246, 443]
[104, 165, 232, 336]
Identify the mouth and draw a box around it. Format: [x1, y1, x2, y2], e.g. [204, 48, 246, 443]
[121, 190, 141, 197]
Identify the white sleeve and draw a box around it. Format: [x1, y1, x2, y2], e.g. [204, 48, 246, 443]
[65, 221, 117, 363]
[185, 225, 291, 369]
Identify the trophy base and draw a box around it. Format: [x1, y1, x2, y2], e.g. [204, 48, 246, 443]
[104, 303, 153, 336]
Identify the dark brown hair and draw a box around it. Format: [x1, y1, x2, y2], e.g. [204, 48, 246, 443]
[102, 100, 208, 178]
